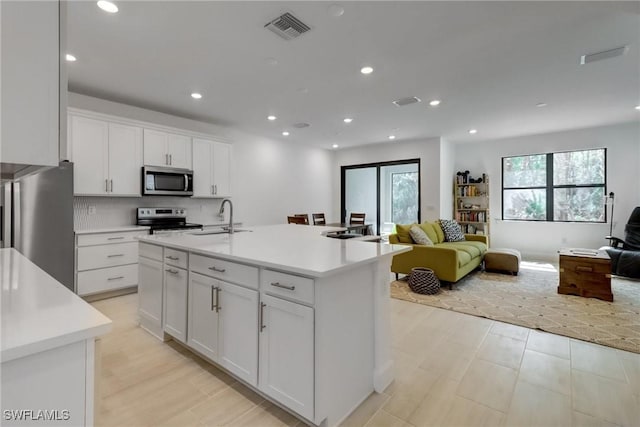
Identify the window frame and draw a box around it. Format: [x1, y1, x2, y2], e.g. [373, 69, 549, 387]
[501, 148, 607, 223]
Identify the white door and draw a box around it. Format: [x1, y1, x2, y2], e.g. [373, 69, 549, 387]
[187, 273, 219, 361]
[212, 142, 231, 197]
[163, 266, 188, 343]
[218, 281, 258, 386]
[167, 133, 192, 169]
[70, 115, 108, 195]
[143, 129, 169, 166]
[192, 138, 213, 198]
[138, 257, 163, 337]
[108, 123, 142, 196]
[259, 294, 314, 420]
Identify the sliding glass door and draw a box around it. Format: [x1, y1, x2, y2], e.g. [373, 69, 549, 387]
[342, 159, 420, 235]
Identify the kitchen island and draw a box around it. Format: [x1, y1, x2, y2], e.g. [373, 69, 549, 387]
[137, 224, 410, 427]
[1, 248, 112, 426]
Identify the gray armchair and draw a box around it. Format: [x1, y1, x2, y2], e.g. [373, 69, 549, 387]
[601, 207, 640, 279]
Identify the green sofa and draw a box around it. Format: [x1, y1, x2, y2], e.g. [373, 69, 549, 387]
[389, 222, 488, 283]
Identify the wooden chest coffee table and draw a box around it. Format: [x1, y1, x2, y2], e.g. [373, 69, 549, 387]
[558, 248, 612, 301]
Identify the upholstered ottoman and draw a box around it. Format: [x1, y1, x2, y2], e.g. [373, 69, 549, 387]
[484, 248, 521, 275]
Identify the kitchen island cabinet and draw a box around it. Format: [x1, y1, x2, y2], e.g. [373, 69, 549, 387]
[137, 225, 410, 426]
[1, 249, 112, 426]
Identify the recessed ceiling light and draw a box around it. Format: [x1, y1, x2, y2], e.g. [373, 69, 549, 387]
[332, 144, 339, 148]
[191, 93, 202, 99]
[635, 105, 640, 110]
[65, 54, 77, 62]
[97, 1, 118, 13]
[536, 102, 548, 107]
[388, 135, 396, 140]
[267, 115, 277, 121]
[360, 66, 374, 75]
[468, 129, 478, 134]
[282, 131, 290, 136]
[343, 118, 353, 123]
[429, 99, 441, 107]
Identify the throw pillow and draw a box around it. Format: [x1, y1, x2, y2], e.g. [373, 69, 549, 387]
[438, 219, 466, 242]
[409, 225, 434, 246]
[419, 222, 439, 244]
[395, 223, 416, 243]
[431, 221, 446, 243]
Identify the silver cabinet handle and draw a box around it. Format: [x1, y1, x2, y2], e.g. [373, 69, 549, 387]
[215, 287, 221, 312]
[211, 286, 215, 311]
[105, 179, 109, 192]
[165, 153, 169, 165]
[107, 236, 124, 240]
[211, 185, 214, 195]
[166, 255, 179, 261]
[165, 268, 179, 274]
[169, 154, 173, 165]
[107, 254, 124, 258]
[260, 302, 266, 332]
[270, 282, 295, 291]
[214, 184, 217, 194]
[107, 276, 124, 281]
[184, 174, 188, 191]
[110, 179, 113, 193]
[208, 266, 226, 273]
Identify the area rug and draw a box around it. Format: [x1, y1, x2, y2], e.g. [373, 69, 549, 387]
[390, 262, 640, 354]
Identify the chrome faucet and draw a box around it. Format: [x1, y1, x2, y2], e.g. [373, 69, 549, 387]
[218, 198, 234, 234]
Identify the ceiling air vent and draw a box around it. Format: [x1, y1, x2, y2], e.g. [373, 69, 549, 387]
[393, 97, 422, 107]
[265, 12, 311, 40]
[580, 46, 628, 65]
[292, 122, 310, 129]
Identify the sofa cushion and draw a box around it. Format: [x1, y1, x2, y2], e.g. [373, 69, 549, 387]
[439, 219, 465, 242]
[430, 221, 446, 243]
[438, 241, 487, 266]
[395, 223, 416, 243]
[419, 222, 439, 244]
[410, 225, 434, 246]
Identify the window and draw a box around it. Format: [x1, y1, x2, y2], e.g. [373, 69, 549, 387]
[391, 172, 419, 224]
[502, 148, 606, 222]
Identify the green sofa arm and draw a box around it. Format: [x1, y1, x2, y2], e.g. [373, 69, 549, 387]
[465, 234, 488, 246]
[390, 243, 460, 282]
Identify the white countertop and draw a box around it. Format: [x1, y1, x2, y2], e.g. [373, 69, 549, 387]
[1, 249, 113, 362]
[75, 225, 150, 235]
[138, 224, 411, 278]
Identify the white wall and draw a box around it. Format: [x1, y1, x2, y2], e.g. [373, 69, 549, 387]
[68, 93, 334, 228]
[439, 138, 455, 219]
[454, 122, 640, 261]
[332, 138, 443, 223]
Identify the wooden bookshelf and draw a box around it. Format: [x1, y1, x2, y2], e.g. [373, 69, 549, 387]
[454, 174, 490, 237]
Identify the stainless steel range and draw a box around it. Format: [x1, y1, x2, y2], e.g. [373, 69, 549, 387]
[136, 207, 203, 234]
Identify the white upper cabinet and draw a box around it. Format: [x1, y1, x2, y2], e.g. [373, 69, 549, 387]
[143, 129, 192, 169]
[69, 114, 142, 196]
[1, 1, 59, 172]
[192, 138, 232, 198]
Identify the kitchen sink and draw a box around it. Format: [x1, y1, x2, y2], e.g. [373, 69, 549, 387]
[188, 229, 252, 235]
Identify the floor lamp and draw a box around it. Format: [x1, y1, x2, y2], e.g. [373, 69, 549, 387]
[606, 192, 615, 245]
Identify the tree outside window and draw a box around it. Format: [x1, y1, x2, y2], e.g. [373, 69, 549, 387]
[392, 172, 418, 224]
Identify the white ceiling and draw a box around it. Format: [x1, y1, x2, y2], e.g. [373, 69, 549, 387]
[67, 1, 640, 149]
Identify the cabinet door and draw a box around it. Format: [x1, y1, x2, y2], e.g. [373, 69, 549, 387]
[187, 273, 219, 361]
[138, 256, 163, 339]
[70, 115, 109, 195]
[143, 129, 169, 167]
[259, 294, 314, 420]
[163, 266, 188, 343]
[218, 282, 258, 386]
[192, 138, 213, 198]
[1, 0, 59, 168]
[167, 133, 192, 169]
[108, 123, 143, 196]
[212, 142, 231, 197]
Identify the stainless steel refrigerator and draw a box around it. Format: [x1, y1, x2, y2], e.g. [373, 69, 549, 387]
[1, 161, 74, 291]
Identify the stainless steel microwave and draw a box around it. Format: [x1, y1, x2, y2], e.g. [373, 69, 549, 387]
[142, 166, 193, 196]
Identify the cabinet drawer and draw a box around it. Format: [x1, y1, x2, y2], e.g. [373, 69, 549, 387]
[77, 242, 138, 271]
[139, 242, 163, 261]
[165, 248, 188, 269]
[560, 257, 611, 275]
[261, 270, 314, 305]
[77, 230, 148, 247]
[77, 264, 138, 296]
[190, 254, 258, 289]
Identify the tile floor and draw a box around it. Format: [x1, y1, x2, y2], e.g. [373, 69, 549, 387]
[92, 292, 639, 427]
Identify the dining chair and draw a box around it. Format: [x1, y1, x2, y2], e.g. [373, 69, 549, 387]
[312, 213, 326, 225]
[294, 214, 310, 225]
[349, 213, 366, 225]
[288, 215, 308, 225]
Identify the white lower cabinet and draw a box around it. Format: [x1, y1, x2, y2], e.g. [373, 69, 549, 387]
[138, 255, 164, 339]
[259, 294, 314, 421]
[187, 272, 259, 386]
[163, 265, 188, 343]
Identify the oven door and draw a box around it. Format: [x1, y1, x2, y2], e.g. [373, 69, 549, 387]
[143, 166, 193, 196]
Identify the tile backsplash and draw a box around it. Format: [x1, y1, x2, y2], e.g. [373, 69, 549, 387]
[74, 196, 225, 231]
